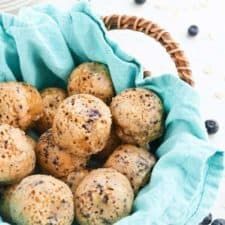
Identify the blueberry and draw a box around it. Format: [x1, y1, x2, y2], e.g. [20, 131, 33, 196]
[135, 0, 146, 4]
[199, 214, 212, 225]
[188, 25, 199, 36]
[212, 219, 225, 225]
[205, 120, 219, 135]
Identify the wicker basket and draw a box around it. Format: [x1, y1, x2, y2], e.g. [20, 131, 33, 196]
[0, 0, 35, 13]
[0, 11, 198, 225]
[103, 15, 194, 86]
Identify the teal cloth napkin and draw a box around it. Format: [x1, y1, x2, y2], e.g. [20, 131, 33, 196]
[0, 1, 224, 225]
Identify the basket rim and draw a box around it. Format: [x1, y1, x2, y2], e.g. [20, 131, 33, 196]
[102, 14, 194, 86]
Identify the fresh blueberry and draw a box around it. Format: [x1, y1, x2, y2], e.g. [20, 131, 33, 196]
[205, 120, 219, 135]
[188, 25, 199, 36]
[135, 0, 146, 4]
[199, 213, 212, 225]
[212, 218, 225, 225]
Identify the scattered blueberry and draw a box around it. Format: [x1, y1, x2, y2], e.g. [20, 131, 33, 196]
[135, 0, 146, 5]
[188, 25, 199, 36]
[205, 120, 219, 135]
[199, 213, 212, 225]
[212, 218, 225, 225]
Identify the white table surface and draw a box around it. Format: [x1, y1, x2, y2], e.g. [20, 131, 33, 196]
[1, 0, 225, 222]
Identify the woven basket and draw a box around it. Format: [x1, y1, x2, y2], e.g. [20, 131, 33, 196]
[0, 11, 197, 225]
[0, 0, 35, 13]
[103, 15, 194, 86]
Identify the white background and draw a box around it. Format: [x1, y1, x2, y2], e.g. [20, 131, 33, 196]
[1, 0, 225, 221]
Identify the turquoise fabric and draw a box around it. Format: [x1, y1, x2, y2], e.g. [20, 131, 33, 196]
[0, 1, 224, 225]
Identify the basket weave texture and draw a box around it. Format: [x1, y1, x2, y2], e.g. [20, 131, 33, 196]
[103, 15, 194, 86]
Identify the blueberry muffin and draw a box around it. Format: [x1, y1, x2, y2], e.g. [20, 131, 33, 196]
[110, 88, 164, 146]
[0, 124, 36, 184]
[0, 82, 43, 130]
[36, 88, 67, 133]
[104, 144, 156, 193]
[64, 169, 89, 194]
[10, 175, 74, 225]
[26, 135, 37, 149]
[52, 94, 112, 157]
[67, 62, 114, 104]
[75, 168, 133, 225]
[93, 126, 121, 162]
[36, 129, 88, 178]
[0, 184, 17, 221]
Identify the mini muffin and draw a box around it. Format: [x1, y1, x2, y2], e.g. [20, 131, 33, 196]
[93, 126, 121, 162]
[110, 88, 164, 146]
[53, 94, 112, 157]
[0, 82, 43, 130]
[64, 169, 89, 194]
[75, 168, 133, 225]
[36, 88, 67, 133]
[26, 135, 37, 149]
[67, 62, 114, 104]
[0, 124, 36, 184]
[36, 129, 88, 178]
[104, 144, 156, 193]
[10, 175, 74, 225]
[0, 184, 17, 221]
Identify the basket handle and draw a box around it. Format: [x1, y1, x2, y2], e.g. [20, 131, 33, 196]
[103, 15, 194, 86]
